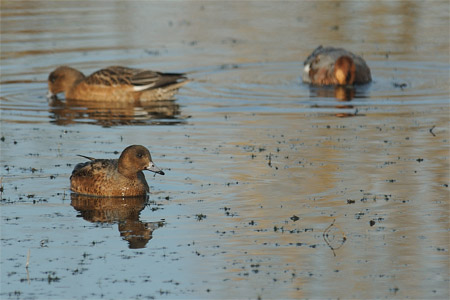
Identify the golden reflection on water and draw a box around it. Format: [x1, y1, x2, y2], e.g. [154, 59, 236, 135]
[0, 0, 448, 299]
[218, 107, 448, 298]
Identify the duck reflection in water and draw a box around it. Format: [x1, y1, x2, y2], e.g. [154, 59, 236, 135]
[48, 98, 184, 126]
[308, 85, 371, 117]
[310, 85, 355, 101]
[71, 193, 164, 249]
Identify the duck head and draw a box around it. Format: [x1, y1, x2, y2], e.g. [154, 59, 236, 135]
[47, 66, 85, 98]
[118, 145, 165, 178]
[334, 56, 356, 85]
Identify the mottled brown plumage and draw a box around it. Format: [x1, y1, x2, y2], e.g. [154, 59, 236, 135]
[70, 145, 164, 197]
[302, 46, 371, 85]
[48, 66, 188, 101]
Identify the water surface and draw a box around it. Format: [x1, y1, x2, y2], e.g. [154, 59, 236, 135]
[1, 1, 449, 299]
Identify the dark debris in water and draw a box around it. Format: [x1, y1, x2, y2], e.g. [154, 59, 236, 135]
[219, 63, 240, 70]
[221, 206, 238, 217]
[429, 125, 436, 136]
[290, 215, 300, 222]
[393, 82, 407, 89]
[195, 213, 207, 221]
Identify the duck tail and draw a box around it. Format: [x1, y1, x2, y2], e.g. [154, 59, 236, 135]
[77, 154, 95, 161]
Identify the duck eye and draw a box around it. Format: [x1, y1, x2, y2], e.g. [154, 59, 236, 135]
[136, 152, 143, 158]
[346, 73, 352, 82]
[49, 74, 57, 83]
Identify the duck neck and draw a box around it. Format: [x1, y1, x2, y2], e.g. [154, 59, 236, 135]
[62, 67, 85, 95]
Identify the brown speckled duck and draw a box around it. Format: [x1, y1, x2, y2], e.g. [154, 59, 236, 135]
[48, 66, 188, 101]
[303, 46, 371, 85]
[70, 145, 164, 197]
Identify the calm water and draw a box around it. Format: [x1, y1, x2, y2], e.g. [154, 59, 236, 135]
[1, 1, 449, 299]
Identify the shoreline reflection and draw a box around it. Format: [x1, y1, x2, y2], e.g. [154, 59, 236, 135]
[71, 193, 164, 249]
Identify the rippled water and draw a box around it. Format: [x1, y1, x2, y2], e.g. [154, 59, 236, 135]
[1, 1, 449, 299]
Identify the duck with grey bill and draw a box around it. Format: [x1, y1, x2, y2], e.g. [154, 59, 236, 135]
[147, 161, 164, 175]
[70, 145, 165, 197]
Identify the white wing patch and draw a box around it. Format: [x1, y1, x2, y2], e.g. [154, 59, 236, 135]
[133, 83, 156, 92]
[304, 64, 310, 73]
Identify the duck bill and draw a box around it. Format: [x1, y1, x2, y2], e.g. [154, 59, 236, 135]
[46, 90, 57, 100]
[146, 162, 165, 175]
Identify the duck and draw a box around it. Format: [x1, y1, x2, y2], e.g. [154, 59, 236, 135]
[48, 66, 188, 101]
[302, 46, 371, 85]
[70, 145, 164, 197]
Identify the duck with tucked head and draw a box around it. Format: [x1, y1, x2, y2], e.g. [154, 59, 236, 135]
[48, 66, 188, 102]
[302, 46, 371, 86]
[70, 145, 164, 197]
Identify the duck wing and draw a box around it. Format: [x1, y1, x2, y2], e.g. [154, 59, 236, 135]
[304, 45, 325, 66]
[84, 66, 134, 86]
[71, 159, 118, 178]
[130, 70, 186, 91]
[84, 66, 186, 91]
[305, 46, 354, 66]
